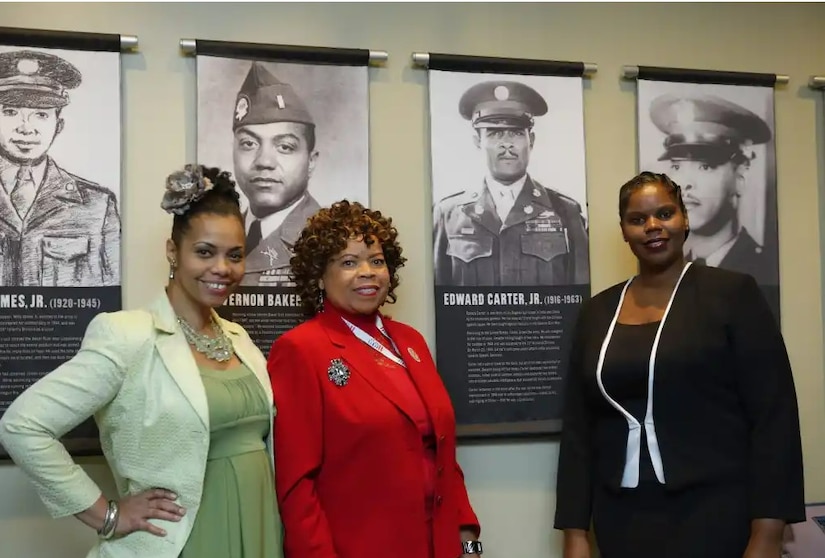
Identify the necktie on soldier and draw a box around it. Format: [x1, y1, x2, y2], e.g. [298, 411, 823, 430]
[10, 165, 36, 219]
[246, 219, 262, 255]
[495, 188, 517, 222]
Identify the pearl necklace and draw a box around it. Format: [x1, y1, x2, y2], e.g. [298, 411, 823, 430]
[177, 314, 233, 362]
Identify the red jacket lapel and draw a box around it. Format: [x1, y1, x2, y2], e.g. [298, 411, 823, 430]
[382, 316, 444, 427]
[318, 310, 419, 426]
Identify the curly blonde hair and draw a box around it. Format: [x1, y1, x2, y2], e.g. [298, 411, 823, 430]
[291, 200, 407, 316]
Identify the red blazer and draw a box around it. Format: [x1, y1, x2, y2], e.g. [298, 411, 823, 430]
[268, 307, 480, 558]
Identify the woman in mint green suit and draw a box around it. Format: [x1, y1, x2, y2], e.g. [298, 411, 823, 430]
[0, 165, 282, 558]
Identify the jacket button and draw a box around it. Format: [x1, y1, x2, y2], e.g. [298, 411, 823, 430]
[439, 435, 446, 443]
[437, 466, 444, 476]
[436, 495, 443, 506]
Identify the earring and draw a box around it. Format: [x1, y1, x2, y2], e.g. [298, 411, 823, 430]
[317, 289, 325, 313]
[169, 260, 177, 280]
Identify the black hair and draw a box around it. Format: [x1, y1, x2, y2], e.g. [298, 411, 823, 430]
[170, 166, 243, 246]
[290, 200, 406, 317]
[618, 171, 690, 239]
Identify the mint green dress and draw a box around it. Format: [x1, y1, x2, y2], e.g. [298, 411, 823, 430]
[180, 364, 282, 558]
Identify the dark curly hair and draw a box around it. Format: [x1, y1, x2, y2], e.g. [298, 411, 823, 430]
[170, 166, 242, 246]
[291, 200, 407, 317]
[618, 171, 690, 240]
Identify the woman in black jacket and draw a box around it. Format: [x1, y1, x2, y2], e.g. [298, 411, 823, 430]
[554, 171, 804, 558]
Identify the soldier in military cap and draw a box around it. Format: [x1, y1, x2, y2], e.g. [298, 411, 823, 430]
[649, 93, 777, 285]
[232, 61, 321, 287]
[0, 49, 120, 287]
[433, 80, 590, 286]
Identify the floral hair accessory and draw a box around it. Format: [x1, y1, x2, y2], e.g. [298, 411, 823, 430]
[161, 164, 215, 215]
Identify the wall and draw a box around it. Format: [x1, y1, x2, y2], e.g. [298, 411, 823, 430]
[2, 3, 825, 557]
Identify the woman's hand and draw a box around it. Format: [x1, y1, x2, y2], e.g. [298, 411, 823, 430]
[563, 528, 591, 558]
[115, 488, 187, 537]
[77, 489, 186, 538]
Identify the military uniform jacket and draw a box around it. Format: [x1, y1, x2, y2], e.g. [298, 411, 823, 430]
[718, 228, 778, 286]
[433, 175, 589, 286]
[241, 194, 320, 287]
[0, 157, 120, 287]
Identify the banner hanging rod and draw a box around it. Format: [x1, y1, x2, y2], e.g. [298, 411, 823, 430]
[0, 27, 138, 53]
[410, 52, 597, 76]
[621, 65, 788, 85]
[808, 76, 825, 89]
[120, 35, 138, 51]
[179, 39, 388, 65]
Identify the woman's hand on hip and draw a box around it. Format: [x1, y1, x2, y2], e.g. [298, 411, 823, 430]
[115, 488, 187, 537]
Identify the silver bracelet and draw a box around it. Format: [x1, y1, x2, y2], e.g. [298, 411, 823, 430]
[98, 500, 119, 540]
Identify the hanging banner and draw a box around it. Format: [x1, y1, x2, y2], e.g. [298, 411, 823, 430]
[637, 74, 780, 321]
[428, 55, 592, 436]
[195, 42, 370, 354]
[0, 27, 124, 457]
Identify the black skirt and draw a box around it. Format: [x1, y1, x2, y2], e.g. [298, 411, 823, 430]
[593, 477, 751, 558]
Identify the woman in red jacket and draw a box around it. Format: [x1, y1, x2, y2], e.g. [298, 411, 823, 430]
[268, 200, 481, 558]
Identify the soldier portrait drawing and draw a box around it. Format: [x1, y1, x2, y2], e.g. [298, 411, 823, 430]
[0, 49, 120, 287]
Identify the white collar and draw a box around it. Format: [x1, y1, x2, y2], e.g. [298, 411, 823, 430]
[485, 173, 528, 202]
[0, 158, 48, 196]
[246, 193, 306, 241]
[700, 233, 739, 267]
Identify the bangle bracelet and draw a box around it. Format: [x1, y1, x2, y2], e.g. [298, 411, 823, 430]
[97, 500, 113, 536]
[98, 500, 119, 540]
[105, 500, 120, 540]
[98, 500, 114, 539]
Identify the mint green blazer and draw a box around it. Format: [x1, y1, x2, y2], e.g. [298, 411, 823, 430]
[0, 293, 276, 558]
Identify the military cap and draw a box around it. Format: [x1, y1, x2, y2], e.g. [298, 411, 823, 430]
[0, 49, 81, 109]
[232, 62, 315, 131]
[458, 80, 548, 129]
[650, 93, 772, 164]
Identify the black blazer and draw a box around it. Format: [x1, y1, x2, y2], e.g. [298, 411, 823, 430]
[554, 264, 805, 530]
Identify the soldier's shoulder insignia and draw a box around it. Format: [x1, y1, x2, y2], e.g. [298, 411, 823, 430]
[68, 173, 114, 197]
[437, 189, 467, 202]
[435, 189, 477, 211]
[66, 172, 100, 188]
[550, 189, 584, 211]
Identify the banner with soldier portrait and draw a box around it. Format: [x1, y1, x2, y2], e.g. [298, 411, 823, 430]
[196, 44, 370, 355]
[0, 28, 124, 458]
[636, 78, 780, 321]
[427, 58, 591, 437]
